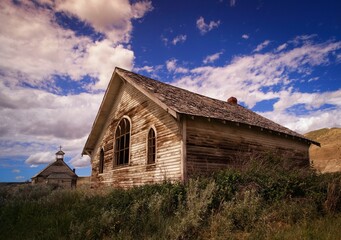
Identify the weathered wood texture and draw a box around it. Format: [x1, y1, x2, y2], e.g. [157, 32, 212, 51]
[91, 82, 182, 188]
[185, 117, 310, 177]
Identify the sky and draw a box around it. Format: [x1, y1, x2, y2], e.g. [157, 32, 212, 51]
[0, 0, 340, 182]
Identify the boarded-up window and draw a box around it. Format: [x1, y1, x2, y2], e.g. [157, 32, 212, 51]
[147, 128, 156, 164]
[99, 148, 104, 173]
[114, 118, 130, 166]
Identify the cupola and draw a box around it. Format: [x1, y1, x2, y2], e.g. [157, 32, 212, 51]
[56, 146, 65, 161]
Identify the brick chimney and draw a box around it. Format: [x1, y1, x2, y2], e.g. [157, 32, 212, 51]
[227, 96, 238, 105]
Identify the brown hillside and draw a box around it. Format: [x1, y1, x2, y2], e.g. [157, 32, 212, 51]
[305, 128, 341, 173]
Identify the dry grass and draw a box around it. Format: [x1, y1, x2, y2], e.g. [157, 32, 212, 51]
[305, 128, 341, 173]
[1, 156, 341, 240]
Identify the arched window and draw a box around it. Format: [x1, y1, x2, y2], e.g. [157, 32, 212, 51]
[99, 148, 104, 173]
[147, 128, 156, 164]
[114, 118, 130, 166]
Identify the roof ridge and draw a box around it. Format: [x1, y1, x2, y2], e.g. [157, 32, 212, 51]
[116, 67, 318, 146]
[117, 67, 244, 108]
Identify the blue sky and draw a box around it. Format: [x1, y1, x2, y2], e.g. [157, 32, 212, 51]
[0, 0, 340, 182]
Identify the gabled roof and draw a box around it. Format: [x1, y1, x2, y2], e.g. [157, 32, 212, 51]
[82, 67, 319, 155]
[31, 159, 77, 179]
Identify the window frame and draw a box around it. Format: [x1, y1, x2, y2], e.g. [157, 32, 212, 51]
[99, 147, 104, 174]
[147, 126, 157, 164]
[113, 116, 131, 167]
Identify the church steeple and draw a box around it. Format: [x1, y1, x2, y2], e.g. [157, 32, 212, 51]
[56, 146, 65, 161]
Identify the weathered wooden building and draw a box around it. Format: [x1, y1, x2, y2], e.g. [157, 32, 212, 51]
[82, 67, 319, 188]
[31, 149, 78, 188]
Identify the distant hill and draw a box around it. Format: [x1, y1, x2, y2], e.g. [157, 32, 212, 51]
[305, 128, 341, 173]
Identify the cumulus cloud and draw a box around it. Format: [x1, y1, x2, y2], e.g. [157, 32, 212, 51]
[196, 17, 220, 35]
[0, 1, 137, 91]
[0, 84, 103, 166]
[84, 40, 134, 89]
[203, 51, 223, 64]
[166, 59, 189, 74]
[172, 37, 341, 133]
[172, 34, 187, 45]
[56, 0, 153, 43]
[0, 0, 89, 86]
[0, 0, 153, 168]
[25, 152, 56, 165]
[261, 107, 341, 134]
[24, 145, 91, 168]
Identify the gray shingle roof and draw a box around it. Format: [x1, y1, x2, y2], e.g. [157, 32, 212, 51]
[116, 67, 319, 146]
[31, 159, 78, 179]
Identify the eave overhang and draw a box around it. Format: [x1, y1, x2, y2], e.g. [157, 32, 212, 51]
[82, 68, 180, 156]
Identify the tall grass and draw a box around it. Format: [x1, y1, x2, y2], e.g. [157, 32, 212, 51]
[1, 155, 341, 239]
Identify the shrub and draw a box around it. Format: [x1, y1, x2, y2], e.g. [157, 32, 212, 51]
[1, 155, 341, 240]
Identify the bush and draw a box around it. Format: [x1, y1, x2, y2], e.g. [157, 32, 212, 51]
[1, 156, 341, 240]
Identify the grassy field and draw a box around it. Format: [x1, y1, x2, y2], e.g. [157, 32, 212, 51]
[1, 155, 341, 239]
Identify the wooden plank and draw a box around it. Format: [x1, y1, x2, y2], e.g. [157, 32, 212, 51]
[185, 116, 310, 177]
[90, 82, 182, 187]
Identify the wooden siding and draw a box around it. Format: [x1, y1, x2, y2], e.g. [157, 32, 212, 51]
[91, 82, 182, 188]
[185, 116, 310, 177]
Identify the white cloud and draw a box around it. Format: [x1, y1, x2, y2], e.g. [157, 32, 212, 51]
[24, 145, 91, 168]
[276, 43, 288, 52]
[56, 0, 153, 43]
[172, 34, 187, 45]
[16, 176, 25, 180]
[0, 0, 153, 164]
[0, 83, 103, 161]
[253, 40, 271, 52]
[0, 0, 136, 90]
[25, 152, 56, 165]
[166, 60, 177, 71]
[261, 107, 341, 134]
[0, 0, 89, 86]
[172, 37, 341, 133]
[196, 17, 221, 35]
[134, 65, 154, 73]
[203, 51, 223, 64]
[242, 34, 249, 39]
[161, 34, 187, 46]
[166, 59, 189, 74]
[69, 154, 91, 168]
[12, 169, 20, 173]
[84, 40, 134, 89]
[0, 83, 102, 139]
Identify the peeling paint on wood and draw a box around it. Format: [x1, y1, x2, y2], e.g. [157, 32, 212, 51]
[90, 82, 182, 188]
